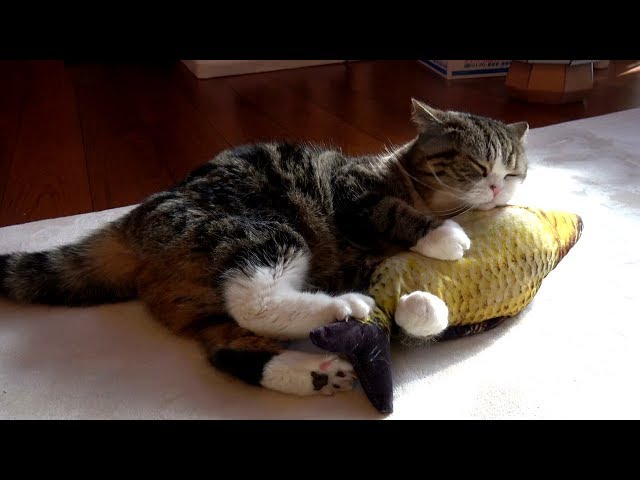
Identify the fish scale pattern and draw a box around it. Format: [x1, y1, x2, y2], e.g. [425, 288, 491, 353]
[366, 206, 583, 335]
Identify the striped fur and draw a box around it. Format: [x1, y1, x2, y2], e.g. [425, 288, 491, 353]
[0, 100, 528, 395]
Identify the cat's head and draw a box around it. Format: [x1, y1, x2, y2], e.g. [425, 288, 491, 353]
[404, 98, 529, 214]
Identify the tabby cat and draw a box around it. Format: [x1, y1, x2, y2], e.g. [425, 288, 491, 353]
[0, 100, 528, 396]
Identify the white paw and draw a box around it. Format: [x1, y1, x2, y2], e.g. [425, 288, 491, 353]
[334, 292, 375, 320]
[395, 290, 449, 337]
[261, 352, 356, 396]
[410, 220, 471, 260]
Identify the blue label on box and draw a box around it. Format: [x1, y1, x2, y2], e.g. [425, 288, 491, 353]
[421, 60, 510, 78]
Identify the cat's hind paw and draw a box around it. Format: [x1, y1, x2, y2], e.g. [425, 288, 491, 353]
[261, 352, 356, 396]
[395, 290, 449, 338]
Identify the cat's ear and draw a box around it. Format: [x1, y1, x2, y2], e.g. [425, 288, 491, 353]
[411, 98, 447, 132]
[508, 121, 529, 141]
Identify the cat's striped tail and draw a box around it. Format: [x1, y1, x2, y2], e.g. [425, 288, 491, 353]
[0, 221, 139, 306]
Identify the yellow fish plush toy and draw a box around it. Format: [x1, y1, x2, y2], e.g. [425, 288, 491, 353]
[310, 205, 583, 413]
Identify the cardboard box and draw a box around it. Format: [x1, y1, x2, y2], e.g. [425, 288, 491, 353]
[516, 60, 593, 65]
[420, 60, 512, 79]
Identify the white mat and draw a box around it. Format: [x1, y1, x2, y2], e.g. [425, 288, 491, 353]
[2, 109, 639, 419]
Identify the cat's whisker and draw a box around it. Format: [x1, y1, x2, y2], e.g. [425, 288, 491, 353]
[450, 203, 476, 218]
[400, 163, 478, 216]
[428, 202, 474, 215]
[403, 168, 464, 198]
[432, 202, 475, 218]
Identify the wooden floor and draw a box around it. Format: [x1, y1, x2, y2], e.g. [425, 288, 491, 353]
[1, 60, 639, 228]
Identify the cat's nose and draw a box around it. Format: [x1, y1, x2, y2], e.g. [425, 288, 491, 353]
[490, 185, 502, 197]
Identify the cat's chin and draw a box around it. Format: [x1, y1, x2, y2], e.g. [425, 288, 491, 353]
[476, 202, 498, 211]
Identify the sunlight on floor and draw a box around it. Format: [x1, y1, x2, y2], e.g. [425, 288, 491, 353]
[617, 61, 640, 77]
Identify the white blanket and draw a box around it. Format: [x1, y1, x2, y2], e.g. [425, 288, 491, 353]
[2, 109, 639, 419]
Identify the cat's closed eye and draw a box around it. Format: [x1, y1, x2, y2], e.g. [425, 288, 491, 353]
[467, 157, 488, 177]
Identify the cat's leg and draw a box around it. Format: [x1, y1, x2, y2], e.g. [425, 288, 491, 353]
[138, 288, 358, 396]
[335, 194, 470, 261]
[222, 228, 374, 340]
[200, 322, 356, 396]
[137, 221, 363, 397]
[410, 219, 471, 261]
[394, 290, 449, 339]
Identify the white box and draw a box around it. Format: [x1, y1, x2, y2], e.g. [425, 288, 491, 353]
[181, 60, 345, 79]
[420, 60, 512, 79]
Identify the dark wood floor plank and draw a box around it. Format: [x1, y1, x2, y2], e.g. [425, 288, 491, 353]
[582, 62, 640, 119]
[344, 61, 581, 128]
[225, 72, 386, 156]
[0, 61, 92, 227]
[112, 64, 231, 181]
[263, 63, 416, 146]
[173, 62, 295, 146]
[346, 61, 525, 126]
[0, 61, 27, 211]
[69, 63, 176, 212]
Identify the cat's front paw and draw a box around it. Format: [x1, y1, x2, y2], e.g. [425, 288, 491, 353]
[333, 293, 375, 321]
[410, 220, 471, 260]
